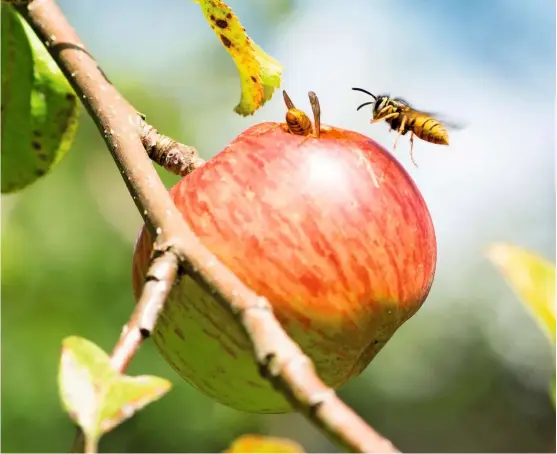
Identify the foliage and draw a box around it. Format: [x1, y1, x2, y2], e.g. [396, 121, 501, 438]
[487, 243, 556, 404]
[1, 4, 79, 193]
[487, 243, 555, 344]
[193, 0, 282, 116]
[59, 337, 171, 452]
[224, 434, 305, 453]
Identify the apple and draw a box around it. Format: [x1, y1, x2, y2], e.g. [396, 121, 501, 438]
[132, 108, 437, 413]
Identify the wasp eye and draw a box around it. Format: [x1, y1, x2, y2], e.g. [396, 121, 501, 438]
[374, 97, 386, 111]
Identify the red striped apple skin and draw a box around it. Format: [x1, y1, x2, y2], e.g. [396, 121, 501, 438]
[132, 122, 437, 413]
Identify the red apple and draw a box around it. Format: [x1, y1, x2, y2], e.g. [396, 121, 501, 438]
[132, 122, 437, 413]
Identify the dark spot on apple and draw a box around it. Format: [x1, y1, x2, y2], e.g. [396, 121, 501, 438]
[246, 380, 264, 389]
[65, 93, 75, 101]
[220, 34, 232, 48]
[36, 168, 46, 176]
[250, 76, 257, 83]
[215, 18, 228, 28]
[165, 355, 180, 372]
[32, 140, 41, 150]
[226, 12, 232, 19]
[210, 14, 215, 21]
[220, 342, 237, 359]
[33, 130, 41, 137]
[174, 327, 185, 341]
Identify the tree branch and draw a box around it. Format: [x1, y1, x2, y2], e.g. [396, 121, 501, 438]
[17, 1, 399, 452]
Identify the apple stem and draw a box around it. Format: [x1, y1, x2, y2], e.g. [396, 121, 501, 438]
[308, 91, 321, 138]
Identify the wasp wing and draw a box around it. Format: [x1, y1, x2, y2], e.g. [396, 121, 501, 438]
[411, 108, 467, 130]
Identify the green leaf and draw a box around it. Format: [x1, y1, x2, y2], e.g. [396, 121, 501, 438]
[1, 5, 79, 194]
[487, 243, 556, 344]
[223, 434, 305, 453]
[59, 336, 172, 450]
[193, 0, 283, 116]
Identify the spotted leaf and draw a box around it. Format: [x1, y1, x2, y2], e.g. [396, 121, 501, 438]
[194, 0, 282, 116]
[1, 5, 80, 193]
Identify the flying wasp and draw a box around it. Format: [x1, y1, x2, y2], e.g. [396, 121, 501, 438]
[352, 87, 463, 167]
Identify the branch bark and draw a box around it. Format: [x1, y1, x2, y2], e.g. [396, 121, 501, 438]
[17, 1, 399, 452]
[138, 118, 206, 176]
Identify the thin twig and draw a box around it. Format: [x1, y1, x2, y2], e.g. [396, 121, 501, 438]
[83, 436, 97, 454]
[139, 118, 206, 176]
[17, 1, 399, 452]
[111, 250, 180, 371]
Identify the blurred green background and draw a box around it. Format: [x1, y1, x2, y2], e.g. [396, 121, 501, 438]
[2, 0, 555, 452]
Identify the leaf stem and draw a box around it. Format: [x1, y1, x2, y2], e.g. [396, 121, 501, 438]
[83, 435, 97, 454]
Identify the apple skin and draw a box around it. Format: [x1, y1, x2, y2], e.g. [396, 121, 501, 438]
[132, 122, 437, 413]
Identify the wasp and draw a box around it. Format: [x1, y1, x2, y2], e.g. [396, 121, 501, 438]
[352, 87, 463, 167]
[282, 90, 321, 138]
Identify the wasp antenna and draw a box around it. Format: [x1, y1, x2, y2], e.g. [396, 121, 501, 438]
[352, 87, 377, 100]
[356, 101, 374, 111]
[308, 91, 321, 138]
[282, 90, 296, 110]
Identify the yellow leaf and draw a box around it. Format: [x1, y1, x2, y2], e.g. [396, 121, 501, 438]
[194, 0, 282, 116]
[487, 243, 556, 344]
[224, 434, 305, 453]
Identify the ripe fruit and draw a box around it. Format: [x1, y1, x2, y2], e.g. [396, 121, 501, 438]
[131, 92, 437, 413]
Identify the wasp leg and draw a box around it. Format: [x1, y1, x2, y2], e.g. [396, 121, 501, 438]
[398, 115, 407, 133]
[371, 112, 399, 124]
[409, 133, 419, 168]
[392, 115, 407, 150]
[393, 136, 399, 150]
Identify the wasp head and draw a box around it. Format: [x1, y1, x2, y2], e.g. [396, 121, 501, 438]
[373, 95, 392, 114]
[352, 87, 393, 117]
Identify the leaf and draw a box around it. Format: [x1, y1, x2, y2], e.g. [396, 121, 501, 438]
[487, 243, 556, 344]
[223, 434, 305, 453]
[1, 5, 79, 194]
[59, 336, 171, 449]
[193, 0, 282, 116]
